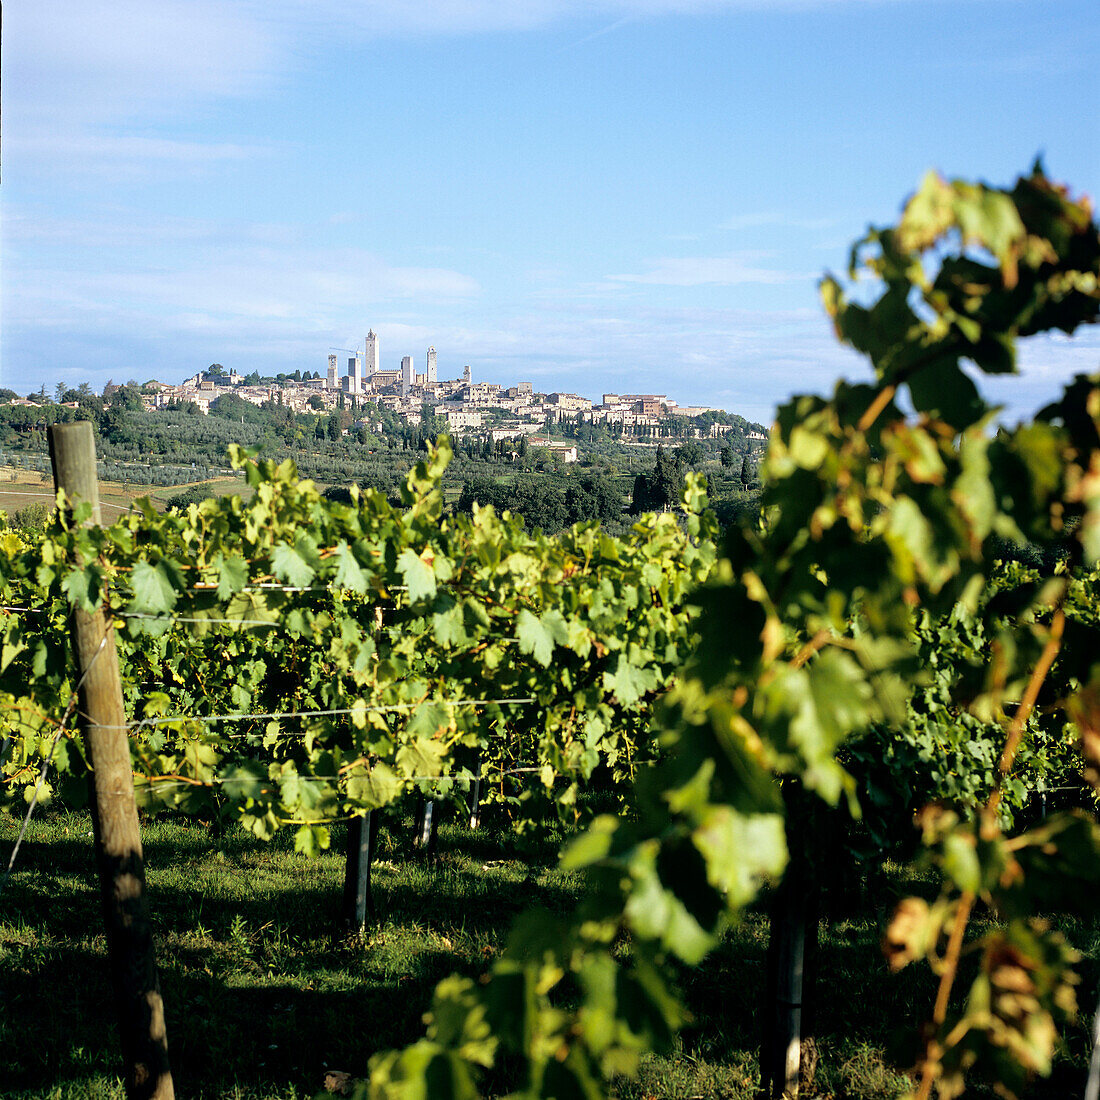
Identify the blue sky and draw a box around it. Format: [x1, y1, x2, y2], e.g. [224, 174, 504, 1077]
[4, 0, 1098, 424]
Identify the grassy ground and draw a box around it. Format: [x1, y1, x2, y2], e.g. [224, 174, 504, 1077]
[1, 805, 1096, 1099]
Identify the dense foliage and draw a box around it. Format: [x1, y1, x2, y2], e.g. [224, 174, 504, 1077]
[0, 441, 718, 856]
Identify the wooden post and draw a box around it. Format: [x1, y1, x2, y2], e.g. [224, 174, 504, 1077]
[469, 777, 482, 830]
[468, 751, 482, 830]
[50, 422, 174, 1100]
[415, 798, 438, 856]
[1085, 992, 1100, 1100]
[341, 810, 377, 930]
[761, 787, 813, 1100]
[765, 875, 807, 1098]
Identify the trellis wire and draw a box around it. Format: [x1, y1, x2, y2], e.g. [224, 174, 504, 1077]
[141, 765, 552, 793]
[117, 612, 284, 628]
[85, 697, 538, 732]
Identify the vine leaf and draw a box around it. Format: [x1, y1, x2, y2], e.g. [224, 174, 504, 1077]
[516, 608, 568, 667]
[215, 552, 249, 600]
[603, 655, 657, 705]
[61, 565, 100, 612]
[271, 542, 316, 588]
[129, 560, 179, 615]
[345, 764, 402, 809]
[397, 735, 448, 776]
[398, 548, 437, 603]
[693, 808, 787, 909]
[332, 541, 368, 594]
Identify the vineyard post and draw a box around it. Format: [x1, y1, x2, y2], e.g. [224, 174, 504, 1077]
[469, 750, 482, 829]
[339, 600, 388, 931]
[414, 796, 439, 855]
[49, 421, 175, 1100]
[341, 810, 377, 931]
[761, 790, 813, 1099]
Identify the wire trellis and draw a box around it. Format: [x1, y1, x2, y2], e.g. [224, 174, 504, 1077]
[139, 764, 551, 794]
[95, 697, 538, 732]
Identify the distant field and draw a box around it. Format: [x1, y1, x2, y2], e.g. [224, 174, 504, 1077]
[0, 466, 252, 519]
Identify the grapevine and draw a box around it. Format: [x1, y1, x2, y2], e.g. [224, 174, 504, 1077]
[1, 438, 718, 857]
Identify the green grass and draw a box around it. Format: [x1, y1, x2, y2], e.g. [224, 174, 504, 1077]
[1, 807, 1095, 1099]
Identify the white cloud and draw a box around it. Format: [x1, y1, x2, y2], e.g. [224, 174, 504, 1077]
[3, 0, 926, 179]
[608, 255, 808, 286]
[4, 209, 481, 348]
[9, 251, 479, 326]
[7, 1, 281, 126]
[6, 133, 273, 179]
[7, 0, 927, 131]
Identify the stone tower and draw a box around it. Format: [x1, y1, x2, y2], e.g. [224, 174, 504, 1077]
[364, 329, 380, 378]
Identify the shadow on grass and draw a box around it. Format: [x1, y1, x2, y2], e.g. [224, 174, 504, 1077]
[3, 809, 1095, 1100]
[0, 809, 577, 1098]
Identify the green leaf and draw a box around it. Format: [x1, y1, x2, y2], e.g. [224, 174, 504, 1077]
[271, 541, 316, 588]
[693, 808, 787, 909]
[129, 560, 179, 615]
[515, 608, 567, 667]
[624, 856, 715, 965]
[332, 540, 368, 594]
[293, 824, 330, 858]
[561, 815, 620, 870]
[432, 601, 467, 647]
[61, 564, 101, 612]
[907, 358, 986, 430]
[397, 735, 448, 777]
[220, 761, 269, 802]
[345, 765, 402, 809]
[398, 548, 437, 603]
[942, 832, 981, 893]
[603, 655, 658, 705]
[368, 1041, 479, 1100]
[215, 553, 249, 600]
[425, 976, 498, 1069]
[407, 701, 453, 743]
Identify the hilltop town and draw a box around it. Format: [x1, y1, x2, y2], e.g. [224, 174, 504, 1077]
[133, 329, 751, 447]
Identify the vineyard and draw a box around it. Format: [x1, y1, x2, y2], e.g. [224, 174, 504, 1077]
[3, 164, 1100, 1100]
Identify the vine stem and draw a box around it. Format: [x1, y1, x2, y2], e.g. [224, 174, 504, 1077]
[792, 629, 832, 669]
[913, 890, 976, 1100]
[986, 609, 1065, 830]
[857, 385, 897, 433]
[915, 610, 1065, 1099]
